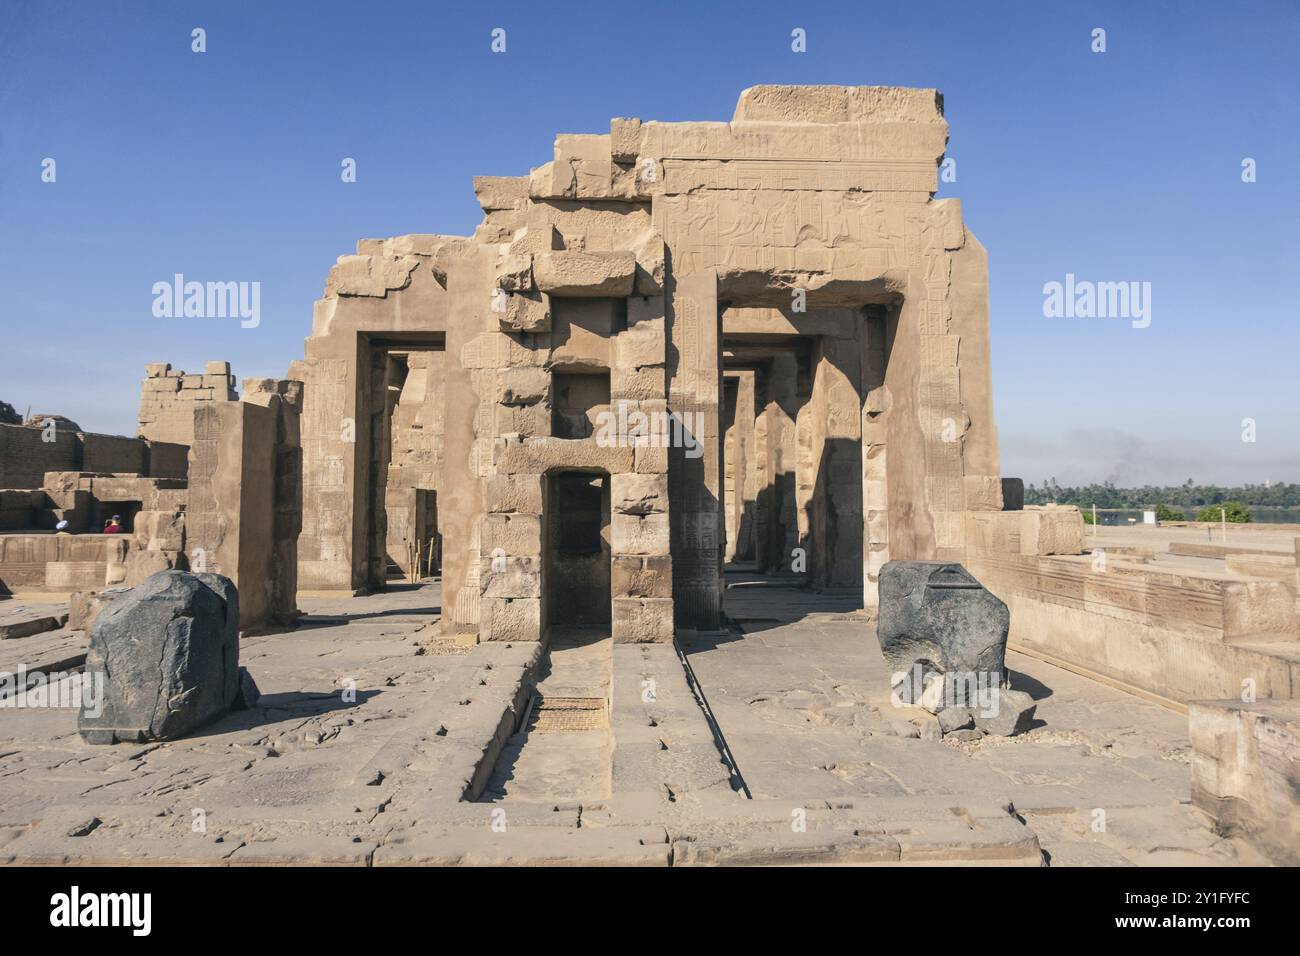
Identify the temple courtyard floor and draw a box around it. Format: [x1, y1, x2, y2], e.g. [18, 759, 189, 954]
[0, 576, 1269, 866]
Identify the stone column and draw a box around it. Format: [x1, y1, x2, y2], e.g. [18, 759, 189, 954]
[722, 370, 757, 563]
[862, 311, 890, 613]
[813, 332, 863, 590]
[668, 269, 722, 631]
[442, 245, 493, 637]
[765, 351, 799, 574]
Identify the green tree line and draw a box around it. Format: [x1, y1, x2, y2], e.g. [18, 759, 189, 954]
[1024, 479, 1300, 510]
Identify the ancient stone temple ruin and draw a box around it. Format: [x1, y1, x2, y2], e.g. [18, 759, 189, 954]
[3, 86, 1297, 867]
[291, 84, 1002, 643]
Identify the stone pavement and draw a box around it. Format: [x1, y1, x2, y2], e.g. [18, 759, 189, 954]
[0, 578, 1268, 865]
[0, 597, 80, 680]
[480, 629, 613, 803]
[684, 576, 1268, 866]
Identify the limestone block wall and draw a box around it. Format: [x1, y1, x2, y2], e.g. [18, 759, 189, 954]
[1190, 699, 1300, 864]
[0, 490, 49, 531]
[474, 284, 673, 643]
[147, 441, 189, 479]
[74, 432, 145, 475]
[0, 533, 125, 592]
[966, 508, 1300, 703]
[295, 85, 1004, 642]
[0, 422, 77, 487]
[138, 361, 238, 446]
[1, 471, 186, 534]
[0, 423, 184, 488]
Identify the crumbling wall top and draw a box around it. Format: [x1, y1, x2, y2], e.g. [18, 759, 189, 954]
[731, 85, 945, 125]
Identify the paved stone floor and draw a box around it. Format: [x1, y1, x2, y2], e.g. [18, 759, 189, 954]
[689, 577, 1269, 867]
[481, 629, 612, 803]
[0, 576, 1270, 865]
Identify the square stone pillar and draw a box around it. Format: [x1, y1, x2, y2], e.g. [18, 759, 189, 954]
[242, 378, 304, 625]
[765, 351, 799, 573]
[442, 245, 493, 637]
[187, 401, 276, 629]
[668, 270, 722, 630]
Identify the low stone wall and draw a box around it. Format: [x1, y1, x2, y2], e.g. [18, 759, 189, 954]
[1, 472, 187, 533]
[0, 533, 124, 592]
[1224, 552, 1295, 584]
[967, 546, 1300, 703]
[1190, 699, 1300, 864]
[0, 469, 190, 592]
[0, 423, 76, 488]
[78, 432, 146, 475]
[0, 423, 188, 489]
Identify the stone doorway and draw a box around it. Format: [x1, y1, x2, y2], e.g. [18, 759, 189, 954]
[360, 338, 444, 590]
[543, 470, 611, 632]
[720, 320, 868, 598]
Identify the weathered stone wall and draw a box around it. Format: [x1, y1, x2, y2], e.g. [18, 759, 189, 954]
[0, 471, 185, 535]
[0, 533, 123, 591]
[0, 470, 188, 592]
[0, 422, 76, 487]
[476, 284, 673, 643]
[0, 423, 184, 488]
[295, 85, 1002, 642]
[966, 507, 1300, 703]
[138, 361, 238, 446]
[1190, 699, 1300, 865]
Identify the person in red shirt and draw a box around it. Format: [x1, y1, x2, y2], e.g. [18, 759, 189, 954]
[103, 516, 123, 534]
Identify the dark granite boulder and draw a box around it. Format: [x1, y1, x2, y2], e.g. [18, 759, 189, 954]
[877, 561, 1010, 714]
[79, 570, 249, 744]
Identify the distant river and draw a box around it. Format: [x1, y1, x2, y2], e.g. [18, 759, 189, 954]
[1084, 508, 1300, 526]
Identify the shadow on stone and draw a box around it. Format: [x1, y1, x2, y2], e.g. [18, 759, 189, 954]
[197, 689, 383, 733]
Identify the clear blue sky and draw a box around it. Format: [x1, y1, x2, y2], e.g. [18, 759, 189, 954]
[2, 0, 1297, 486]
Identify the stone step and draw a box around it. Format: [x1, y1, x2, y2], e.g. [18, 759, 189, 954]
[0, 613, 66, 640]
